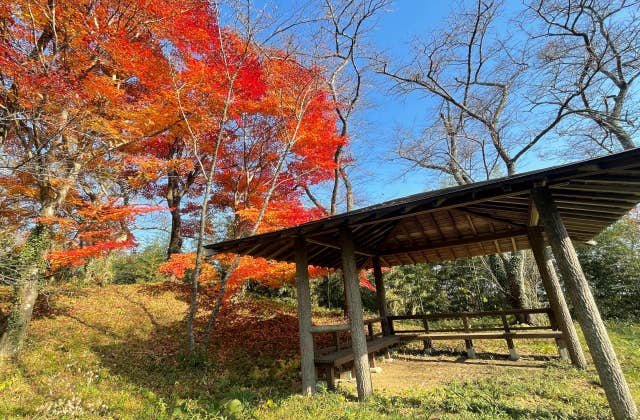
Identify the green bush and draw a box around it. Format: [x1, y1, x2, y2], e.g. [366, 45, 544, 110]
[380, 260, 504, 316]
[112, 242, 167, 284]
[578, 217, 640, 320]
[312, 272, 347, 311]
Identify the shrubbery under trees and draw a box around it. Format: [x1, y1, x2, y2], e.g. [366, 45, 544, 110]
[578, 216, 640, 321]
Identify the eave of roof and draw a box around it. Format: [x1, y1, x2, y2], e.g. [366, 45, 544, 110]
[205, 148, 640, 269]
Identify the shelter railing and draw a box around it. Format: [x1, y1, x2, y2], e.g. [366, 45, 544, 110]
[388, 308, 557, 334]
[387, 307, 565, 359]
[311, 317, 384, 354]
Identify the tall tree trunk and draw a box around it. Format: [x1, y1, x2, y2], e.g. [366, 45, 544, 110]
[340, 166, 354, 212]
[0, 161, 80, 359]
[167, 200, 183, 257]
[0, 224, 51, 359]
[166, 171, 184, 258]
[330, 145, 343, 215]
[492, 253, 536, 323]
[502, 254, 523, 309]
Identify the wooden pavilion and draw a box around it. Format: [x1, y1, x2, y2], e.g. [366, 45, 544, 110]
[205, 148, 640, 419]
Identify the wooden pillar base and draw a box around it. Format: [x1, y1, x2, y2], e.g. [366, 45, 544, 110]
[422, 340, 434, 356]
[368, 353, 376, 368]
[506, 338, 519, 361]
[556, 339, 570, 362]
[465, 339, 477, 359]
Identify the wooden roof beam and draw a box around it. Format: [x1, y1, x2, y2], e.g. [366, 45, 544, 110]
[553, 199, 636, 209]
[555, 203, 633, 214]
[305, 238, 377, 257]
[553, 184, 640, 195]
[575, 175, 640, 185]
[351, 190, 528, 228]
[547, 189, 640, 202]
[376, 229, 527, 257]
[456, 207, 528, 229]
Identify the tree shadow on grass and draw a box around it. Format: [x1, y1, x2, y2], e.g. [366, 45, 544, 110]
[84, 285, 305, 413]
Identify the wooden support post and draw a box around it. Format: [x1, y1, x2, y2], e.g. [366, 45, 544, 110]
[501, 314, 519, 361]
[327, 367, 336, 390]
[532, 187, 637, 420]
[421, 318, 433, 355]
[342, 273, 349, 318]
[464, 339, 476, 359]
[295, 237, 316, 395]
[372, 256, 390, 336]
[462, 316, 476, 359]
[340, 226, 373, 401]
[527, 227, 587, 369]
[548, 309, 570, 363]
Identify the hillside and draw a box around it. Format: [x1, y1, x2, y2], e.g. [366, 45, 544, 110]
[1, 282, 638, 419]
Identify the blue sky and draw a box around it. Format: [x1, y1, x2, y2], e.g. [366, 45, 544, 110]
[284, 0, 458, 207]
[340, 1, 565, 206]
[350, 0, 453, 203]
[248, 0, 465, 204]
[353, 0, 450, 204]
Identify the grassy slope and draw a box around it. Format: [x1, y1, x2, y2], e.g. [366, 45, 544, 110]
[0, 282, 638, 419]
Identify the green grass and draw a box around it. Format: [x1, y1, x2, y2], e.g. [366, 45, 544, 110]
[606, 321, 640, 401]
[256, 369, 611, 419]
[0, 282, 638, 419]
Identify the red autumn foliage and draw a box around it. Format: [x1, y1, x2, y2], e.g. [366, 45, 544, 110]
[43, 201, 165, 269]
[359, 270, 377, 292]
[159, 252, 331, 299]
[2, 0, 345, 293]
[0, 0, 205, 268]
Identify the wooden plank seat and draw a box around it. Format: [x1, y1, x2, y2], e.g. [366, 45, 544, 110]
[314, 335, 401, 389]
[312, 317, 398, 389]
[315, 335, 401, 365]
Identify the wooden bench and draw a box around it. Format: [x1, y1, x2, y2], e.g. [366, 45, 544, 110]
[311, 317, 399, 389]
[310, 309, 567, 389]
[389, 308, 568, 360]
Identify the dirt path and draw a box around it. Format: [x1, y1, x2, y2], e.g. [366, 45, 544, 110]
[359, 353, 549, 392]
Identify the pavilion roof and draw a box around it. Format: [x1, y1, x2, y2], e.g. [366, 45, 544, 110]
[204, 148, 640, 269]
